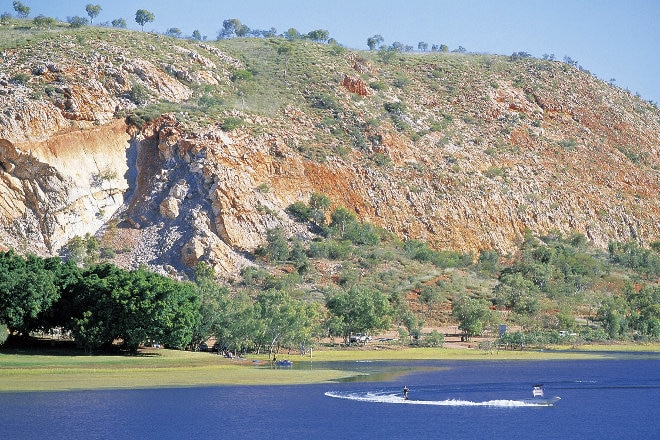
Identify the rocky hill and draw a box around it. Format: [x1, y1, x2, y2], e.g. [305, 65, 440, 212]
[1, 25, 659, 277]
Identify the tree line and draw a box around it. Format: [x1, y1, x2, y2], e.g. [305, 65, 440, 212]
[1, 193, 659, 353]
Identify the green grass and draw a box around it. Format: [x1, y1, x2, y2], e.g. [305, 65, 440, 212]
[2, 343, 657, 392]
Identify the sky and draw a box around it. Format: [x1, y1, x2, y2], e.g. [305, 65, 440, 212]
[2, 0, 659, 104]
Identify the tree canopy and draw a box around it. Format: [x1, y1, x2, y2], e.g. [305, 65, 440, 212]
[135, 9, 154, 31]
[85, 4, 101, 24]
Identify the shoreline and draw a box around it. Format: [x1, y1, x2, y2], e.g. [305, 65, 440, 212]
[1, 343, 658, 393]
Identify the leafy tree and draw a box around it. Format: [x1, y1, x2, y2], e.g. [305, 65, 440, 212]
[135, 9, 154, 31]
[262, 228, 290, 262]
[165, 27, 182, 38]
[452, 295, 491, 340]
[220, 18, 249, 38]
[85, 4, 101, 24]
[62, 233, 99, 267]
[325, 287, 392, 342]
[418, 41, 428, 52]
[13, 1, 29, 18]
[307, 29, 329, 42]
[111, 18, 126, 28]
[1, 12, 12, 25]
[309, 192, 331, 226]
[33, 14, 56, 28]
[284, 28, 301, 40]
[493, 271, 540, 315]
[597, 295, 629, 339]
[329, 207, 357, 239]
[419, 284, 443, 317]
[191, 29, 203, 41]
[65, 264, 200, 351]
[367, 34, 384, 50]
[67, 16, 88, 28]
[0, 252, 59, 336]
[626, 284, 660, 338]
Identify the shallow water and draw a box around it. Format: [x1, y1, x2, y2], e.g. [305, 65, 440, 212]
[1, 356, 658, 439]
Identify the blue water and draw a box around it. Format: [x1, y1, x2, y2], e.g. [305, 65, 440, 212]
[1, 356, 658, 439]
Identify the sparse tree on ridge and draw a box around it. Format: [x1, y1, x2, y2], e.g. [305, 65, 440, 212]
[13, 1, 29, 18]
[33, 14, 56, 28]
[165, 27, 182, 38]
[284, 27, 300, 40]
[111, 18, 126, 28]
[418, 41, 428, 52]
[191, 29, 203, 41]
[68, 16, 88, 28]
[220, 18, 249, 39]
[367, 34, 384, 50]
[135, 9, 154, 31]
[85, 4, 101, 24]
[307, 29, 329, 42]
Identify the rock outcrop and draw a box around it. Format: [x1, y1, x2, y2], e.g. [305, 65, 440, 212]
[0, 30, 658, 276]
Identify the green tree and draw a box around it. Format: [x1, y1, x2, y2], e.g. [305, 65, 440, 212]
[13, 1, 29, 18]
[309, 192, 331, 226]
[165, 27, 182, 38]
[307, 29, 329, 42]
[85, 4, 101, 24]
[367, 34, 384, 50]
[191, 29, 203, 40]
[419, 284, 443, 317]
[135, 9, 154, 31]
[0, 252, 59, 336]
[452, 295, 491, 341]
[284, 28, 300, 40]
[493, 271, 541, 315]
[33, 14, 55, 28]
[418, 41, 428, 52]
[597, 296, 628, 339]
[65, 264, 200, 352]
[111, 18, 126, 28]
[67, 16, 88, 28]
[263, 228, 289, 262]
[626, 284, 660, 338]
[220, 18, 248, 38]
[325, 287, 392, 342]
[329, 207, 357, 239]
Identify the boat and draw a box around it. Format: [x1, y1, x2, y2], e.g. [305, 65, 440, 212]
[522, 384, 561, 406]
[276, 360, 293, 367]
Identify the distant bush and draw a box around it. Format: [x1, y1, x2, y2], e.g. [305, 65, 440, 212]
[33, 14, 56, 28]
[67, 16, 88, 28]
[231, 69, 253, 81]
[384, 101, 406, 114]
[220, 117, 243, 131]
[10, 73, 30, 85]
[128, 83, 149, 105]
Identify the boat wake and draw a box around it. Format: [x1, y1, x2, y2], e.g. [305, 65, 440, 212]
[324, 391, 554, 407]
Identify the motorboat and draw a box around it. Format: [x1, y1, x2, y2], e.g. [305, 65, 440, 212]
[522, 384, 561, 406]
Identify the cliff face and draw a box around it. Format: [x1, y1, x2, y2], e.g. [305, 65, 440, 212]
[1, 29, 658, 276]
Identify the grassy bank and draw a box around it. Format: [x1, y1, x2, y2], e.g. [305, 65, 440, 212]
[1, 343, 658, 392]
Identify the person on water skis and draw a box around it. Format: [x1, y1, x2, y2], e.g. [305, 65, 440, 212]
[403, 386, 409, 400]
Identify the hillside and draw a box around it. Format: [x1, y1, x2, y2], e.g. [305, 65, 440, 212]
[0, 24, 659, 278]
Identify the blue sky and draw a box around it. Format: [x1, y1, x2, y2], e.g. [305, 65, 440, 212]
[3, 0, 659, 104]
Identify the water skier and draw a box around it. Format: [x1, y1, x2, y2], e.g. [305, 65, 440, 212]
[403, 386, 409, 400]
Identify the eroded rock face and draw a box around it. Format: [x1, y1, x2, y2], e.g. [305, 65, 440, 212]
[0, 34, 658, 277]
[0, 120, 130, 253]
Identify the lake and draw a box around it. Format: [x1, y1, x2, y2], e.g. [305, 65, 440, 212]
[1, 354, 658, 439]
